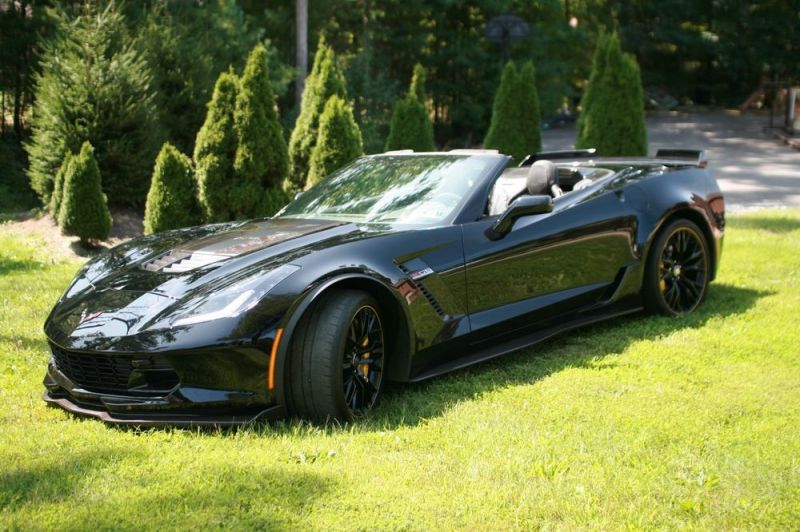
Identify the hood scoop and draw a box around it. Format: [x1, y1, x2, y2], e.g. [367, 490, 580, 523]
[141, 250, 226, 273]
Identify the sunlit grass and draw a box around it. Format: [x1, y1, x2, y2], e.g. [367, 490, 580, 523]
[1, 210, 799, 529]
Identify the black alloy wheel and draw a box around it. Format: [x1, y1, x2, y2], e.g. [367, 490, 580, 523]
[342, 305, 384, 417]
[645, 219, 710, 316]
[286, 290, 386, 422]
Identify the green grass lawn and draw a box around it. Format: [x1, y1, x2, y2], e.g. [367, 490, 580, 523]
[1, 211, 799, 530]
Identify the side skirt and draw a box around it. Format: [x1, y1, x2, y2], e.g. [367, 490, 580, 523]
[408, 305, 642, 382]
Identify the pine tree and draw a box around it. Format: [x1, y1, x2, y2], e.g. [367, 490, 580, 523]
[26, 3, 161, 207]
[58, 142, 112, 245]
[385, 64, 436, 152]
[576, 33, 648, 156]
[49, 152, 74, 220]
[576, 33, 611, 148]
[193, 71, 240, 222]
[144, 143, 201, 235]
[306, 95, 363, 188]
[235, 43, 289, 189]
[287, 36, 347, 191]
[519, 61, 542, 155]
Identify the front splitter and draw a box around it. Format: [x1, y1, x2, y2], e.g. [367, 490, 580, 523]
[43, 391, 286, 428]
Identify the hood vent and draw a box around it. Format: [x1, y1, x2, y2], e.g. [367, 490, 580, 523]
[141, 250, 226, 273]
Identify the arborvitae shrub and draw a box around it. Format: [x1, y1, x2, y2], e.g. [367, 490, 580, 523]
[49, 152, 73, 219]
[234, 43, 289, 190]
[58, 141, 112, 244]
[194, 71, 240, 222]
[287, 36, 347, 190]
[306, 95, 363, 188]
[144, 143, 201, 235]
[26, 4, 161, 206]
[484, 63, 525, 162]
[576, 33, 647, 156]
[385, 64, 435, 152]
[519, 61, 542, 155]
[576, 33, 611, 146]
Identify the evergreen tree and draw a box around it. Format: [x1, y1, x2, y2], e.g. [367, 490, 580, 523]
[385, 64, 435, 152]
[306, 96, 363, 188]
[519, 61, 542, 155]
[144, 143, 201, 235]
[193, 71, 241, 222]
[234, 43, 289, 196]
[484, 63, 527, 162]
[287, 36, 347, 190]
[58, 142, 112, 245]
[26, 3, 161, 206]
[576, 33, 611, 147]
[49, 152, 74, 220]
[576, 33, 648, 156]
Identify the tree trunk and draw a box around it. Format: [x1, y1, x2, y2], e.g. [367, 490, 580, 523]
[295, 0, 308, 109]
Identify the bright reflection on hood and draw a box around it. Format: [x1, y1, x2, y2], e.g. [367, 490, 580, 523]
[278, 155, 496, 226]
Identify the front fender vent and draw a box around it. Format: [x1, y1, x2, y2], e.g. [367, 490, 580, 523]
[397, 264, 446, 318]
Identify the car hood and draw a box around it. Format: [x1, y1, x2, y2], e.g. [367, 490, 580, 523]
[45, 217, 369, 350]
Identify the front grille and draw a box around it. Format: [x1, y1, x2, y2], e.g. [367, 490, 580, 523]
[50, 345, 177, 395]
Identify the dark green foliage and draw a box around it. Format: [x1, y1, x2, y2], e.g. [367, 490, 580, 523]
[576, 33, 611, 145]
[49, 152, 73, 220]
[484, 62, 542, 162]
[385, 64, 435, 152]
[143, 143, 200, 235]
[193, 72, 241, 222]
[575, 33, 648, 156]
[287, 36, 347, 191]
[346, 48, 400, 155]
[519, 61, 542, 155]
[134, 1, 291, 155]
[258, 187, 291, 217]
[0, 137, 38, 215]
[306, 96, 363, 188]
[25, 3, 161, 207]
[234, 43, 289, 191]
[58, 142, 112, 244]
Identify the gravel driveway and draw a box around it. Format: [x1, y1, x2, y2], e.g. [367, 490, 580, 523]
[542, 112, 800, 211]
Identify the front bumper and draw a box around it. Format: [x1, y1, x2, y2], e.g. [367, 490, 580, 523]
[42, 342, 285, 427]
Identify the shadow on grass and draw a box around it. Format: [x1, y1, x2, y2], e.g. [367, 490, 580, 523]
[0, 257, 42, 275]
[0, 448, 139, 509]
[727, 216, 800, 234]
[363, 283, 769, 430]
[1, 450, 332, 529]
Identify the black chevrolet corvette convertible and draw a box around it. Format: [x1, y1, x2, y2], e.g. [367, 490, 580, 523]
[43, 148, 725, 425]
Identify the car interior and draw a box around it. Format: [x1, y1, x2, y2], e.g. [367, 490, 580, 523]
[486, 160, 612, 216]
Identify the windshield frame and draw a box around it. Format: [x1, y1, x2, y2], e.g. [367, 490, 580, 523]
[277, 153, 511, 228]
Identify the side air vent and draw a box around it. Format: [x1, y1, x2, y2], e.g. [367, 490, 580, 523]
[397, 264, 446, 318]
[141, 250, 225, 273]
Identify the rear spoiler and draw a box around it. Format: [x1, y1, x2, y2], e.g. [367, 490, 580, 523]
[655, 149, 708, 168]
[519, 149, 596, 167]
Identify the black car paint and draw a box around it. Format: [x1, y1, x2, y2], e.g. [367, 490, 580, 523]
[42, 154, 724, 426]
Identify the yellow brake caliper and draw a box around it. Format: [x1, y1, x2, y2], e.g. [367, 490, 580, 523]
[359, 337, 370, 378]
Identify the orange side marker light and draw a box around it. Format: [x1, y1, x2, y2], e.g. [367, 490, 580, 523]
[268, 328, 284, 391]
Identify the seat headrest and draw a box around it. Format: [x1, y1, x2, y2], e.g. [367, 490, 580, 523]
[527, 160, 558, 195]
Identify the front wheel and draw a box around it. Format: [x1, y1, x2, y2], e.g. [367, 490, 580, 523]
[285, 290, 385, 422]
[644, 219, 711, 316]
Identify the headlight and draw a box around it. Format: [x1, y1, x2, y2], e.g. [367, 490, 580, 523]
[172, 264, 301, 327]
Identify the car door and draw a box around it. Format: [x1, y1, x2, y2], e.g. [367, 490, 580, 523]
[461, 190, 639, 343]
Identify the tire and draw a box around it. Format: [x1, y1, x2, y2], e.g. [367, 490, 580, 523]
[285, 290, 386, 422]
[644, 218, 711, 316]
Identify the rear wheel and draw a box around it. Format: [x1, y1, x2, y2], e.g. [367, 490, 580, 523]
[644, 219, 710, 316]
[286, 290, 385, 422]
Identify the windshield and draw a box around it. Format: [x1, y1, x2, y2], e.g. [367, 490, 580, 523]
[278, 155, 497, 226]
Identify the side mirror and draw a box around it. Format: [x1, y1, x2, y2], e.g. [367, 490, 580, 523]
[487, 195, 553, 240]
